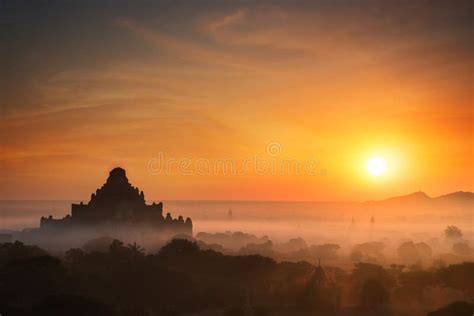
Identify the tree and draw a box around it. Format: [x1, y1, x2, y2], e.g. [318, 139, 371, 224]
[445, 225, 463, 241]
[397, 241, 432, 264]
[0, 255, 68, 312]
[32, 294, 114, 316]
[350, 242, 385, 263]
[0, 241, 47, 267]
[127, 242, 145, 256]
[437, 262, 474, 295]
[453, 242, 473, 256]
[310, 243, 340, 260]
[158, 238, 200, 257]
[351, 262, 395, 293]
[397, 241, 418, 263]
[427, 301, 474, 316]
[360, 279, 389, 311]
[394, 269, 435, 306]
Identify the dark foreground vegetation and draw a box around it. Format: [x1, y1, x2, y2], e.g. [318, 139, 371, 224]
[0, 240, 473, 316]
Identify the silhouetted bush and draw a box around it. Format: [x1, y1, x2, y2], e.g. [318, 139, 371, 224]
[427, 301, 474, 316]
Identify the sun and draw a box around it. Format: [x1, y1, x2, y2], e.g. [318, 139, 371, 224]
[366, 157, 387, 176]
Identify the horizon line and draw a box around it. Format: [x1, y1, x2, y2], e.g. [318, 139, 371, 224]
[0, 190, 471, 204]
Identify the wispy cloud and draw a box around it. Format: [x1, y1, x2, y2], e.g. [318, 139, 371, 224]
[115, 17, 256, 70]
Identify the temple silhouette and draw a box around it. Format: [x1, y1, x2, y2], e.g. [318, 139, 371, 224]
[40, 167, 192, 234]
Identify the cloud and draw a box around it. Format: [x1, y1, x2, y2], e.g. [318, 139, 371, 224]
[1, 0, 472, 199]
[115, 17, 260, 71]
[204, 1, 470, 62]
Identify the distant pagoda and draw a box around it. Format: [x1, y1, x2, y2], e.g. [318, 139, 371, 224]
[40, 167, 192, 234]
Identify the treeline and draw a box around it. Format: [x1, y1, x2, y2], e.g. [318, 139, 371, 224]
[0, 240, 473, 315]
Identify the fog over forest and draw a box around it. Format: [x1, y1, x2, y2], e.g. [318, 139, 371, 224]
[1, 195, 473, 316]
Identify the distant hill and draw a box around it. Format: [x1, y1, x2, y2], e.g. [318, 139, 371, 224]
[365, 191, 473, 205]
[366, 191, 430, 204]
[434, 191, 474, 202]
[362, 191, 473, 219]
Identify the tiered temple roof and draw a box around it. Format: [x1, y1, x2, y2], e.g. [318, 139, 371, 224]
[40, 168, 192, 234]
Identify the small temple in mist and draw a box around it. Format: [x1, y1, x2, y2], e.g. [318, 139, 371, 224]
[40, 167, 192, 234]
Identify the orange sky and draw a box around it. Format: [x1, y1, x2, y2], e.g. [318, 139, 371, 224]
[0, 1, 472, 201]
